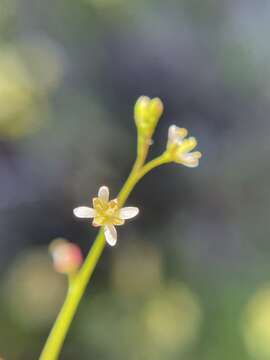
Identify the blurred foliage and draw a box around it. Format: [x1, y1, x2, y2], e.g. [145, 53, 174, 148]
[76, 282, 201, 360]
[243, 285, 270, 360]
[0, 0, 270, 359]
[4, 247, 66, 330]
[0, 39, 63, 139]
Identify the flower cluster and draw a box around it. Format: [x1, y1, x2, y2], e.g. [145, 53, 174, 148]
[166, 125, 202, 167]
[134, 96, 202, 168]
[42, 95, 203, 360]
[73, 186, 139, 246]
[72, 97, 201, 248]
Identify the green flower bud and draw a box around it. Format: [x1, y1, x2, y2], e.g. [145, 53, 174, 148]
[134, 96, 163, 136]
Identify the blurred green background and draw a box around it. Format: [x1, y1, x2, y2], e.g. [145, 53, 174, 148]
[1, 0, 270, 359]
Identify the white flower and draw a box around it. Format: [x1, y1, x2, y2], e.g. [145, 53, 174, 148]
[73, 186, 139, 246]
[167, 125, 202, 168]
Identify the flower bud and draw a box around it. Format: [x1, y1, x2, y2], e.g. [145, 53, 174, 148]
[49, 239, 83, 274]
[165, 124, 202, 168]
[134, 96, 163, 136]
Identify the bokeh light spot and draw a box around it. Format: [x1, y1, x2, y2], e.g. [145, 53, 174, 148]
[3, 247, 66, 330]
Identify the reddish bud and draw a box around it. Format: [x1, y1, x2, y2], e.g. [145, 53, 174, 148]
[49, 239, 83, 274]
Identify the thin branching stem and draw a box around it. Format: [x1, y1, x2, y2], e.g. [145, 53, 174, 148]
[39, 149, 169, 360]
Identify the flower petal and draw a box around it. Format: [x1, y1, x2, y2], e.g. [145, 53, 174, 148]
[119, 207, 139, 220]
[73, 206, 95, 218]
[104, 225, 117, 246]
[168, 125, 178, 141]
[179, 137, 197, 153]
[98, 186, 109, 202]
[179, 152, 201, 168]
[168, 125, 188, 143]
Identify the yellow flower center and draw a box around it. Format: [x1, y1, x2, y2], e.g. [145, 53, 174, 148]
[92, 198, 124, 226]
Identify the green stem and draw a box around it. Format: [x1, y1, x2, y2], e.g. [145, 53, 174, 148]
[39, 230, 105, 360]
[39, 152, 169, 360]
[135, 133, 149, 170]
[117, 153, 169, 206]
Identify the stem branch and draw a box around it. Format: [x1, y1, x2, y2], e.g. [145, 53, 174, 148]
[39, 151, 169, 360]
